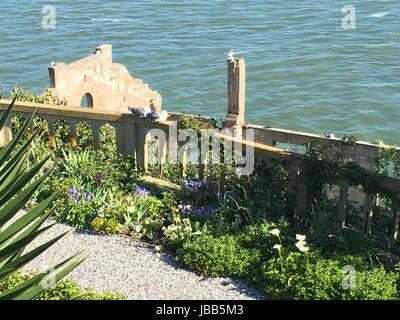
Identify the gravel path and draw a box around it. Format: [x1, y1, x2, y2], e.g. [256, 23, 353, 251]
[24, 221, 266, 300]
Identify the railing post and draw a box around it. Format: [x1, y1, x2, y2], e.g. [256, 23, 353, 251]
[363, 192, 377, 236]
[199, 131, 210, 180]
[146, 127, 168, 176]
[286, 161, 308, 224]
[121, 116, 136, 157]
[70, 124, 77, 149]
[337, 180, 349, 228]
[116, 124, 126, 156]
[92, 123, 100, 150]
[48, 122, 56, 148]
[0, 115, 12, 147]
[135, 124, 148, 171]
[295, 167, 308, 221]
[225, 55, 245, 138]
[286, 163, 298, 217]
[178, 140, 188, 178]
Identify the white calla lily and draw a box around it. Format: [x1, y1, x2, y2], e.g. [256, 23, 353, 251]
[273, 244, 282, 251]
[270, 228, 281, 236]
[296, 234, 306, 241]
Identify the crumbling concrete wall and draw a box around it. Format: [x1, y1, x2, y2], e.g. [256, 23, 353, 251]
[48, 44, 162, 112]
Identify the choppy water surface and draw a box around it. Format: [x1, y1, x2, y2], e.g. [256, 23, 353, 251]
[0, 1, 399, 143]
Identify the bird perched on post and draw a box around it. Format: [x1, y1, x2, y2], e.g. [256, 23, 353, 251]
[129, 107, 151, 118]
[145, 110, 169, 122]
[227, 50, 235, 62]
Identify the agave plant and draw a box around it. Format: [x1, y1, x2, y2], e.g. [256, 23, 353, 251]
[0, 95, 84, 300]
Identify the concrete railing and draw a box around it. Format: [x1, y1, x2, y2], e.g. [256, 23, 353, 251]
[0, 99, 173, 170]
[1, 55, 399, 248]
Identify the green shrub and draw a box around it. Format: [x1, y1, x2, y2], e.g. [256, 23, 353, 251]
[260, 251, 399, 300]
[39, 279, 125, 300]
[8, 86, 68, 106]
[122, 193, 166, 240]
[177, 234, 261, 277]
[0, 272, 124, 300]
[0, 100, 83, 300]
[91, 217, 121, 234]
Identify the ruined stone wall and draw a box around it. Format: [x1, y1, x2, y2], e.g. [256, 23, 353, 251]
[48, 44, 162, 112]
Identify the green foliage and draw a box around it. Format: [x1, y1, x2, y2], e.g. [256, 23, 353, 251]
[0, 98, 82, 300]
[0, 272, 124, 300]
[91, 217, 121, 234]
[53, 149, 138, 192]
[163, 213, 208, 248]
[375, 145, 400, 178]
[177, 234, 260, 277]
[178, 113, 214, 131]
[122, 194, 165, 240]
[35, 149, 139, 230]
[8, 87, 68, 106]
[40, 279, 125, 300]
[177, 219, 399, 300]
[260, 251, 399, 300]
[309, 202, 378, 259]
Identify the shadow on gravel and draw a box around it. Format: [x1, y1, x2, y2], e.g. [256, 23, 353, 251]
[65, 225, 267, 300]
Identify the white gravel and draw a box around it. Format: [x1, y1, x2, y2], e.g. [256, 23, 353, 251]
[23, 221, 266, 300]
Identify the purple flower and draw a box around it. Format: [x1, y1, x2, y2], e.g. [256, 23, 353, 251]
[183, 179, 203, 191]
[135, 186, 150, 197]
[192, 206, 218, 216]
[68, 187, 77, 195]
[95, 171, 104, 184]
[43, 167, 50, 174]
[85, 193, 94, 201]
[68, 186, 93, 205]
[178, 204, 192, 214]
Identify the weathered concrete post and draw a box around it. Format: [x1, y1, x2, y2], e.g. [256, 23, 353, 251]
[70, 124, 78, 149]
[92, 123, 100, 150]
[0, 115, 12, 147]
[226, 54, 246, 137]
[48, 122, 56, 148]
[135, 124, 149, 171]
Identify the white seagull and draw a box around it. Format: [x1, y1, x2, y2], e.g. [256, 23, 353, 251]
[227, 50, 235, 62]
[145, 110, 169, 122]
[129, 107, 151, 118]
[324, 133, 335, 139]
